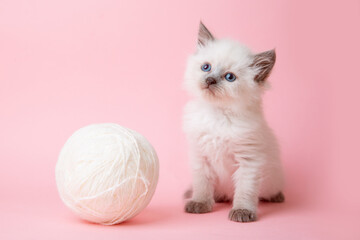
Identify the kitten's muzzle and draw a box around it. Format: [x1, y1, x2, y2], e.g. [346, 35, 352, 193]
[205, 77, 217, 86]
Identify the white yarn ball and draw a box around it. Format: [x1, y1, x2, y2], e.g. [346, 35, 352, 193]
[55, 123, 159, 225]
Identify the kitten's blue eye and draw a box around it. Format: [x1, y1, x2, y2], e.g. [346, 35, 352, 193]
[225, 72, 236, 82]
[201, 63, 211, 72]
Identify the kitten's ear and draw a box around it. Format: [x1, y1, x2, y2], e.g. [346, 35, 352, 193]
[250, 49, 276, 83]
[198, 21, 215, 47]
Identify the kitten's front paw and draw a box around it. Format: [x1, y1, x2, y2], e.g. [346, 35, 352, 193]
[185, 200, 213, 214]
[228, 209, 257, 222]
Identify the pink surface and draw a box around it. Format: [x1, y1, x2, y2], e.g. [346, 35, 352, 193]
[0, 0, 359, 239]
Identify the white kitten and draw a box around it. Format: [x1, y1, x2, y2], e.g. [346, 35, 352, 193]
[183, 22, 285, 222]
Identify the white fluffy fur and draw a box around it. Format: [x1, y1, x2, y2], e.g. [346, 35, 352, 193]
[183, 33, 284, 216]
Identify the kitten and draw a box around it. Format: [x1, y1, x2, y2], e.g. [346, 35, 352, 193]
[183, 22, 285, 222]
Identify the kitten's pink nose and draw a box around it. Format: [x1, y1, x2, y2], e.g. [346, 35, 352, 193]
[206, 77, 217, 86]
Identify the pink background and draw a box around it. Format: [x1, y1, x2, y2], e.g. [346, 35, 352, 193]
[0, 0, 359, 239]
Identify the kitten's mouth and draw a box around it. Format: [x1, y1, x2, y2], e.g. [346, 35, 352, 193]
[201, 77, 219, 96]
[201, 85, 217, 96]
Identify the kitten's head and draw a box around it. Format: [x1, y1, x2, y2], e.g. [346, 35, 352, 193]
[184, 22, 276, 106]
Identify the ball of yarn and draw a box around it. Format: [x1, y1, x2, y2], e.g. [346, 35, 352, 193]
[55, 123, 159, 225]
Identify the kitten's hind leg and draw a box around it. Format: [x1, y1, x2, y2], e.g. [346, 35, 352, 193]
[189, 187, 230, 203]
[214, 192, 231, 203]
[184, 188, 193, 199]
[259, 164, 285, 203]
[259, 192, 285, 203]
[215, 195, 231, 203]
